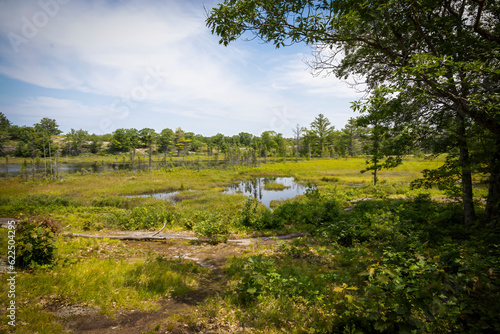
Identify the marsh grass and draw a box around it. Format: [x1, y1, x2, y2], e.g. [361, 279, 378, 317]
[0, 234, 208, 333]
[1, 156, 450, 204]
[263, 182, 290, 191]
[0, 156, 473, 236]
[21, 253, 202, 310]
[1, 156, 496, 333]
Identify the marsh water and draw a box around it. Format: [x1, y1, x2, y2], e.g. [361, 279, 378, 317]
[224, 177, 308, 207]
[126, 191, 180, 201]
[1, 162, 135, 176]
[125, 177, 308, 208]
[2, 158, 238, 176]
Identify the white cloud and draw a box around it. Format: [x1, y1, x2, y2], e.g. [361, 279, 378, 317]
[2, 96, 116, 132]
[269, 54, 366, 99]
[0, 0, 362, 136]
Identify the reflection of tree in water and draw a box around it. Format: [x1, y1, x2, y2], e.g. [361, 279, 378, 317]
[253, 178, 279, 200]
[226, 177, 308, 207]
[242, 178, 262, 200]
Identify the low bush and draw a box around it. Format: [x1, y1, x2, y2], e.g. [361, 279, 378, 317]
[16, 216, 60, 269]
[193, 210, 231, 244]
[91, 196, 137, 209]
[228, 240, 500, 333]
[0, 194, 82, 216]
[105, 204, 176, 230]
[238, 198, 277, 230]
[237, 188, 342, 231]
[236, 254, 278, 304]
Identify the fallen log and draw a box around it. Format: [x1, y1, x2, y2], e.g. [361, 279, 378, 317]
[62, 232, 308, 244]
[62, 232, 198, 241]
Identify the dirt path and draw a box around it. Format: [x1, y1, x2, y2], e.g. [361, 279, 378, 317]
[47, 239, 241, 333]
[0, 218, 307, 333]
[53, 232, 306, 333]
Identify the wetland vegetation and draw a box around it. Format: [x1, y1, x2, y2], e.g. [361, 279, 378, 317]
[1, 0, 500, 331]
[1, 148, 498, 333]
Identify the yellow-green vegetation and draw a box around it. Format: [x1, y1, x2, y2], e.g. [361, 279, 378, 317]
[263, 182, 289, 191]
[1, 156, 449, 199]
[1, 157, 497, 333]
[0, 235, 207, 333]
[0, 157, 458, 234]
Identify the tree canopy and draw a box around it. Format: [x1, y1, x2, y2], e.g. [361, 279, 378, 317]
[207, 0, 500, 137]
[207, 0, 500, 223]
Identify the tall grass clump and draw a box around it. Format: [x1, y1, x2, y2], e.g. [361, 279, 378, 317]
[91, 195, 139, 209]
[0, 194, 82, 216]
[124, 255, 203, 298]
[105, 204, 177, 230]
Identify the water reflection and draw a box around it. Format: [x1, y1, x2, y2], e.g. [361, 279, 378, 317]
[1, 162, 136, 176]
[224, 177, 307, 207]
[126, 191, 179, 201]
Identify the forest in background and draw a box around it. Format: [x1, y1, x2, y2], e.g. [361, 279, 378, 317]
[1, 0, 499, 332]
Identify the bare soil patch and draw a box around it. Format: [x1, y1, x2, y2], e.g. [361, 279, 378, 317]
[48, 234, 303, 333]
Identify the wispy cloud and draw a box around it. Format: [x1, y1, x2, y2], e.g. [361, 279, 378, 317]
[2, 96, 115, 130]
[0, 0, 362, 136]
[269, 54, 366, 99]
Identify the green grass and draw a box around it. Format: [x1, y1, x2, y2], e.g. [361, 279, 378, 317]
[0, 234, 208, 333]
[263, 182, 289, 191]
[1, 156, 496, 333]
[0, 156, 471, 236]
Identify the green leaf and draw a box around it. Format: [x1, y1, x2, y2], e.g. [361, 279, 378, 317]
[377, 274, 389, 284]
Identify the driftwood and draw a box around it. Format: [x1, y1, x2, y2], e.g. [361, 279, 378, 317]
[62, 231, 308, 244]
[2, 217, 307, 244]
[62, 232, 198, 241]
[0, 216, 306, 243]
[151, 220, 168, 236]
[64, 220, 188, 241]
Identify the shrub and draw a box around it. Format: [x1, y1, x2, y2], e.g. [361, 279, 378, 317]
[16, 216, 60, 269]
[236, 254, 279, 303]
[238, 197, 280, 230]
[237, 189, 343, 231]
[193, 210, 230, 244]
[91, 196, 137, 209]
[0, 195, 82, 216]
[239, 197, 260, 228]
[105, 205, 176, 230]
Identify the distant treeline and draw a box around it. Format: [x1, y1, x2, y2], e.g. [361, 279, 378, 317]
[0, 112, 429, 160]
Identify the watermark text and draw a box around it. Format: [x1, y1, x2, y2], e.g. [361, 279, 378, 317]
[6, 220, 16, 327]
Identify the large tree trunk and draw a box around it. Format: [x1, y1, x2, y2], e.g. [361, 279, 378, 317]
[457, 114, 476, 224]
[485, 139, 500, 223]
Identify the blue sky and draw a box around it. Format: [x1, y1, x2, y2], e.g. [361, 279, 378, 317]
[0, 0, 364, 137]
